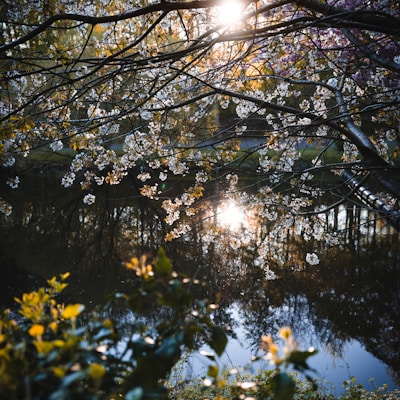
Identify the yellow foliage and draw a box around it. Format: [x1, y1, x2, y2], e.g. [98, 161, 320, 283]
[93, 24, 105, 34]
[62, 304, 84, 320]
[34, 340, 55, 354]
[126, 256, 154, 279]
[0, 347, 10, 362]
[103, 318, 113, 329]
[89, 362, 106, 380]
[28, 324, 45, 337]
[60, 272, 70, 280]
[52, 366, 66, 378]
[126, 257, 139, 270]
[47, 274, 69, 293]
[279, 326, 292, 340]
[52, 340, 65, 348]
[15, 289, 50, 322]
[49, 321, 58, 333]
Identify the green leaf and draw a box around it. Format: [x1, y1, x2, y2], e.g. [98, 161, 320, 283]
[287, 349, 317, 364]
[210, 326, 227, 357]
[154, 247, 173, 275]
[271, 372, 296, 400]
[155, 331, 184, 360]
[207, 364, 219, 378]
[287, 349, 318, 373]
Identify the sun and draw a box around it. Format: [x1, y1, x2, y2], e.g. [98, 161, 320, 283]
[216, 0, 244, 27]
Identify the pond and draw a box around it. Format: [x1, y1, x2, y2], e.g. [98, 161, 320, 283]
[1, 172, 399, 395]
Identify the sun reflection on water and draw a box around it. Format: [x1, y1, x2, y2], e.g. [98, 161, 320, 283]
[217, 201, 247, 230]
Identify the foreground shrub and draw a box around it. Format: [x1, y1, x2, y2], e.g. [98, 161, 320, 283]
[1, 248, 395, 399]
[0, 249, 228, 399]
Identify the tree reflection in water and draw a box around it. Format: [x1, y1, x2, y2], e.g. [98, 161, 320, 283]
[0, 174, 399, 388]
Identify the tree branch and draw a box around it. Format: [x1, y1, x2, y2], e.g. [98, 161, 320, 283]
[296, 0, 400, 36]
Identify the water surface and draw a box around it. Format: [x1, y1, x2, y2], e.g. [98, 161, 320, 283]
[1, 173, 399, 393]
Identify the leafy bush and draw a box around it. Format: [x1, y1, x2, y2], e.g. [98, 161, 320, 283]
[0, 248, 228, 399]
[168, 327, 318, 400]
[4, 248, 394, 400]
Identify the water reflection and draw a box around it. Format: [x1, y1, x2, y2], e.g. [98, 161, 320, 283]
[217, 200, 249, 231]
[0, 174, 399, 390]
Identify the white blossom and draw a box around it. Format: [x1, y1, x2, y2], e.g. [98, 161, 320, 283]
[0, 199, 12, 216]
[94, 175, 105, 185]
[6, 176, 19, 189]
[159, 171, 167, 181]
[306, 252, 320, 266]
[149, 159, 161, 169]
[71, 153, 87, 172]
[140, 184, 159, 199]
[61, 171, 76, 187]
[299, 99, 310, 111]
[265, 267, 276, 280]
[139, 110, 153, 120]
[50, 140, 63, 152]
[137, 172, 151, 182]
[226, 173, 238, 185]
[83, 194, 96, 205]
[2, 154, 15, 167]
[298, 117, 311, 125]
[195, 171, 209, 183]
[94, 151, 114, 171]
[235, 125, 247, 135]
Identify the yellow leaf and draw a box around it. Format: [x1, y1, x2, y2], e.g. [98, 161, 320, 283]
[270, 343, 279, 355]
[62, 304, 84, 319]
[47, 277, 56, 286]
[89, 363, 106, 380]
[52, 366, 66, 378]
[126, 257, 139, 270]
[60, 272, 70, 280]
[279, 326, 292, 340]
[0, 348, 11, 361]
[260, 334, 274, 352]
[103, 318, 113, 329]
[28, 324, 45, 337]
[34, 340, 54, 354]
[49, 321, 58, 332]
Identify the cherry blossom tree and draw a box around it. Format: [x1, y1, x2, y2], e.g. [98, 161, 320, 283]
[1, 0, 399, 255]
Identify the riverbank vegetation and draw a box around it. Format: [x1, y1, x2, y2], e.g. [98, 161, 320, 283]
[0, 250, 398, 399]
[0, 249, 400, 400]
[168, 374, 400, 400]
